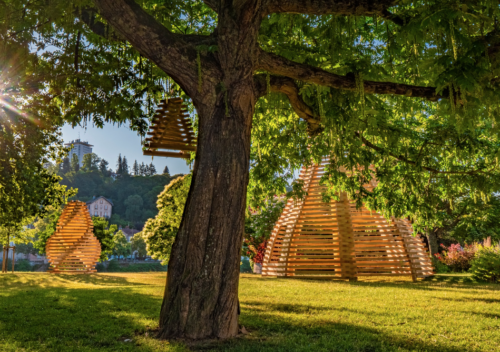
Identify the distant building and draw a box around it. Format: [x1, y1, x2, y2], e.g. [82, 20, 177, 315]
[65, 139, 93, 167]
[120, 226, 140, 242]
[86, 196, 113, 218]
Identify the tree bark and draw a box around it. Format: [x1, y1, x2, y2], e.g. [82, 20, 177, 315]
[157, 1, 261, 340]
[158, 90, 255, 339]
[426, 229, 439, 257]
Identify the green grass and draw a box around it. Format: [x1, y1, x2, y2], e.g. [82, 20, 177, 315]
[1, 273, 499, 351]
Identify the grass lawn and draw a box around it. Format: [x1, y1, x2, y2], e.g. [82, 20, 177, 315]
[1, 273, 499, 351]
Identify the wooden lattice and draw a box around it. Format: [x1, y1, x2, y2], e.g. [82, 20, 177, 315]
[262, 160, 434, 281]
[46, 201, 101, 274]
[143, 97, 196, 159]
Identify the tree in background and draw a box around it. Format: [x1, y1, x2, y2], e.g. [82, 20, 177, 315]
[70, 154, 80, 173]
[82, 153, 101, 172]
[131, 233, 147, 259]
[121, 156, 129, 175]
[92, 217, 117, 261]
[61, 157, 71, 175]
[112, 230, 131, 258]
[99, 159, 109, 176]
[148, 162, 157, 176]
[139, 162, 146, 176]
[163, 165, 170, 175]
[0, 94, 74, 239]
[124, 195, 144, 223]
[116, 154, 123, 174]
[133, 160, 140, 176]
[426, 195, 500, 256]
[142, 175, 191, 265]
[32, 206, 63, 255]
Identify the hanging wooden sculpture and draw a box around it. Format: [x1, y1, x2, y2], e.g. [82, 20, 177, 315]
[143, 98, 197, 159]
[262, 160, 434, 281]
[46, 201, 101, 274]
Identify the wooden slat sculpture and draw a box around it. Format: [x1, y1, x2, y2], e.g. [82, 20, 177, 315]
[262, 160, 434, 281]
[143, 97, 197, 159]
[46, 201, 101, 274]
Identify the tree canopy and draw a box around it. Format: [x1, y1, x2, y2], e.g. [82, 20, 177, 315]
[2, 0, 499, 229]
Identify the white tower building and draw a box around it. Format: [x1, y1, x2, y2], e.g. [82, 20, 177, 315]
[65, 139, 93, 166]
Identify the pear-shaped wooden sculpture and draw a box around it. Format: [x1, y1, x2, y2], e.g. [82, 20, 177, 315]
[262, 160, 434, 281]
[46, 201, 101, 274]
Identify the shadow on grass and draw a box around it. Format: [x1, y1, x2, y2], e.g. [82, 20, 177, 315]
[0, 272, 155, 288]
[0, 283, 164, 351]
[256, 275, 500, 292]
[2, 274, 497, 352]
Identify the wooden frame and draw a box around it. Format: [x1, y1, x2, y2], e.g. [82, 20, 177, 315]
[46, 201, 101, 274]
[262, 160, 434, 281]
[143, 98, 197, 159]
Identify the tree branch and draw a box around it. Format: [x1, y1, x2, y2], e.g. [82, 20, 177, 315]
[257, 49, 442, 101]
[254, 74, 322, 135]
[202, 0, 219, 12]
[263, 0, 406, 25]
[356, 132, 490, 175]
[92, 0, 219, 101]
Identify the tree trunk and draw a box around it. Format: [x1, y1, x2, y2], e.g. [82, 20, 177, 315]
[158, 80, 256, 339]
[426, 229, 439, 257]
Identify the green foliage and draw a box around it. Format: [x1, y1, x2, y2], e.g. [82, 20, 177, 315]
[92, 217, 117, 261]
[0, 259, 32, 272]
[470, 245, 500, 283]
[142, 174, 191, 265]
[0, 96, 75, 233]
[81, 153, 101, 172]
[70, 154, 80, 173]
[31, 206, 63, 254]
[60, 165, 179, 224]
[131, 232, 147, 259]
[112, 230, 131, 258]
[244, 198, 285, 263]
[13, 259, 32, 272]
[3, 0, 500, 241]
[124, 195, 144, 223]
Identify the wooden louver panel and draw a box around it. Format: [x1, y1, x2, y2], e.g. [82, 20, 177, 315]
[143, 97, 197, 159]
[46, 201, 101, 274]
[262, 160, 434, 281]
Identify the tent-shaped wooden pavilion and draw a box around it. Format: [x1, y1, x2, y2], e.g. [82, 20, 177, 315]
[262, 160, 434, 281]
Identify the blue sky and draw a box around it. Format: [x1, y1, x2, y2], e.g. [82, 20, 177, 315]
[61, 122, 190, 175]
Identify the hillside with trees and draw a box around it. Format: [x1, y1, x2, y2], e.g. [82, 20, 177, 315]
[51, 153, 182, 227]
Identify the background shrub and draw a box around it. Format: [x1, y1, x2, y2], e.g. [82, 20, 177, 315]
[0, 259, 32, 272]
[435, 243, 476, 272]
[470, 245, 500, 283]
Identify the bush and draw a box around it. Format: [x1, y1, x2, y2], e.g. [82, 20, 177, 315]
[15, 259, 33, 272]
[106, 259, 121, 272]
[434, 243, 476, 272]
[432, 258, 451, 273]
[470, 245, 500, 283]
[0, 259, 32, 272]
[102, 259, 167, 272]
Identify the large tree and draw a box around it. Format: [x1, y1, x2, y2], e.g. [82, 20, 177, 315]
[4, 0, 500, 340]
